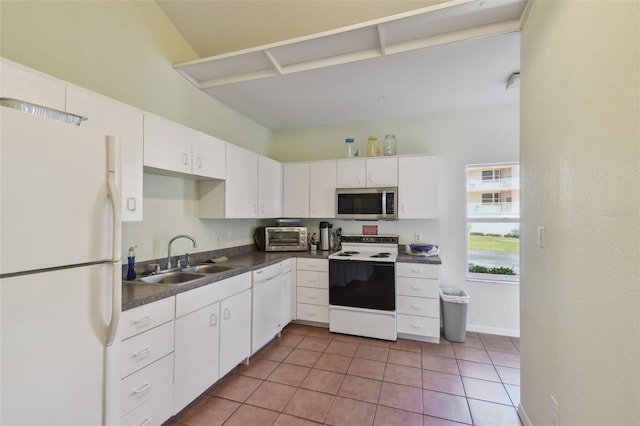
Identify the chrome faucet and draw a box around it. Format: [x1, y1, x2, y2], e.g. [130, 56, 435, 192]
[167, 234, 198, 269]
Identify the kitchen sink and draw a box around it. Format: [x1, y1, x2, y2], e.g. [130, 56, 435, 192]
[181, 264, 237, 274]
[138, 271, 205, 285]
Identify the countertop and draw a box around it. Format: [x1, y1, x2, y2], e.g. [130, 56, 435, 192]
[122, 247, 441, 311]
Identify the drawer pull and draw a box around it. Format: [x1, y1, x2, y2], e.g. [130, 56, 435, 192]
[134, 316, 152, 325]
[133, 347, 151, 358]
[411, 304, 423, 310]
[307, 312, 317, 317]
[223, 308, 230, 320]
[411, 269, 422, 274]
[307, 296, 317, 300]
[411, 323, 424, 329]
[308, 279, 317, 283]
[410, 285, 423, 291]
[133, 383, 151, 394]
[138, 417, 151, 426]
[210, 314, 218, 326]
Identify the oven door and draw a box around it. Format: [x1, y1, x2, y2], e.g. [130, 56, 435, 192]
[329, 259, 395, 311]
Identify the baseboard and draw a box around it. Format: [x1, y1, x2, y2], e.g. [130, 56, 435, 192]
[466, 324, 520, 338]
[518, 403, 532, 426]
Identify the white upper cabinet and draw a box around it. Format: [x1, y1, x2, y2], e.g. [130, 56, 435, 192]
[66, 86, 144, 222]
[336, 157, 397, 188]
[200, 146, 283, 219]
[283, 162, 310, 218]
[309, 161, 337, 218]
[191, 131, 226, 180]
[258, 156, 282, 218]
[143, 112, 225, 179]
[0, 59, 66, 111]
[398, 155, 439, 219]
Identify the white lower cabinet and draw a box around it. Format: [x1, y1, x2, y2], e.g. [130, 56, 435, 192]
[174, 301, 220, 413]
[296, 258, 329, 324]
[219, 289, 252, 377]
[119, 297, 176, 426]
[396, 262, 441, 342]
[173, 272, 251, 414]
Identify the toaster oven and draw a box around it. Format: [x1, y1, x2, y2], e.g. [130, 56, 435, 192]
[255, 226, 308, 251]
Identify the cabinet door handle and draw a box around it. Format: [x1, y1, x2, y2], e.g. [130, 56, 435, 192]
[127, 197, 137, 211]
[210, 313, 218, 326]
[402, 203, 407, 213]
[133, 383, 151, 394]
[182, 152, 189, 165]
[196, 156, 202, 168]
[138, 417, 151, 426]
[224, 308, 230, 320]
[133, 347, 151, 358]
[134, 315, 151, 325]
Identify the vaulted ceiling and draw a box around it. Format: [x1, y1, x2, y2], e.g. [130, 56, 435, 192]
[157, 0, 527, 130]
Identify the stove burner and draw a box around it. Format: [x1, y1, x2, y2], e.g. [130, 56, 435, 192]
[338, 251, 360, 256]
[370, 252, 391, 258]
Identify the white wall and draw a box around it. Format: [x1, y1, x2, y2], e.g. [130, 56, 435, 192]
[520, 1, 639, 425]
[274, 103, 520, 335]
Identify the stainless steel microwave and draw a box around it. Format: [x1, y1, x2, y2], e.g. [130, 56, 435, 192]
[255, 226, 308, 251]
[335, 187, 398, 221]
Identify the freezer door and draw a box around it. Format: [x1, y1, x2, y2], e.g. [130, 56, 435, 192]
[1, 264, 112, 425]
[0, 107, 114, 274]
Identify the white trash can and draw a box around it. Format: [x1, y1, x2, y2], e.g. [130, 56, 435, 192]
[440, 287, 469, 343]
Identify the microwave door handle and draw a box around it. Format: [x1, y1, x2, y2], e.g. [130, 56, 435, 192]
[381, 190, 387, 218]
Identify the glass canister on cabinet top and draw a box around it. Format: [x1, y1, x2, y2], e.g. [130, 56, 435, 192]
[344, 138, 356, 158]
[383, 134, 397, 156]
[366, 135, 382, 157]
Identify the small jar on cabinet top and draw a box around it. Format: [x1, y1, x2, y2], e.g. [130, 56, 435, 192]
[366, 136, 381, 157]
[344, 138, 356, 158]
[383, 134, 397, 156]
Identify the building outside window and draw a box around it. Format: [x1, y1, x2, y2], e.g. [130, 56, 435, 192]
[466, 163, 520, 282]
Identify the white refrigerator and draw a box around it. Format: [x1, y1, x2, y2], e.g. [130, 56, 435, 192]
[0, 106, 122, 425]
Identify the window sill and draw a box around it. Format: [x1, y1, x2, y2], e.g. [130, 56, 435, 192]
[466, 274, 519, 285]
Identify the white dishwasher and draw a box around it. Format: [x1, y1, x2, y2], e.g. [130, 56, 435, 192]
[252, 262, 285, 354]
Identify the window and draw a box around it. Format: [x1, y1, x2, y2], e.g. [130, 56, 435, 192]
[466, 163, 520, 283]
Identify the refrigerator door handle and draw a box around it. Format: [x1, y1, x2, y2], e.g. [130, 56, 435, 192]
[106, 136, 122, 347]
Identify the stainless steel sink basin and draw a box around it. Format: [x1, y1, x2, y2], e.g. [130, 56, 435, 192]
[181, 264, 236, 274]
[138, 271, 205, 285]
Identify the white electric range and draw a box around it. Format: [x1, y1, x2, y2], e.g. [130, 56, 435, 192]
[328, 235, 399, 341]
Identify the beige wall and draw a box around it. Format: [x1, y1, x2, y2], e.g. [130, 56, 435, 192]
[0, 0, 274, 261]
[520, 1, 639, 425]
[0, 0, 272, 154]
[274, 103, 521, 335]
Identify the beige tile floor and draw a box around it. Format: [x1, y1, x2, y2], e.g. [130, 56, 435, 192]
[167, 324, 522, 426]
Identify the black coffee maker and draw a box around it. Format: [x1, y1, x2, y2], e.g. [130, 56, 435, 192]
[319, 221, 332, 251]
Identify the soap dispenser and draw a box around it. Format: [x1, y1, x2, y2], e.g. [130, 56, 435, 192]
[126, 246, 137, 280]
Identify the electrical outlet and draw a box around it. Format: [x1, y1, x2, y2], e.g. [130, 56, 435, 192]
[216, 236, 221, 247]
[551, 395, 559, 426]
[415, 233, 422, 242]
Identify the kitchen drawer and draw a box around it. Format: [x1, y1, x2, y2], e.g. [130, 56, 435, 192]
[397, 262, 439, 279]
[176, 272, 251, 318]
[396, 295, 439, 318]
[296, 270, 328, 289]
[397, 314, 440, 338]
[396, 277, 439, 299]
[297, 287, 328, 306]
[296, 303, 329, 323]
[120, 383, 173, 426]
[120, 321, 174, 378]
[121, 297, 175, 340]
[120, 353, 174, 415]
[297, 258, 328, 272]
